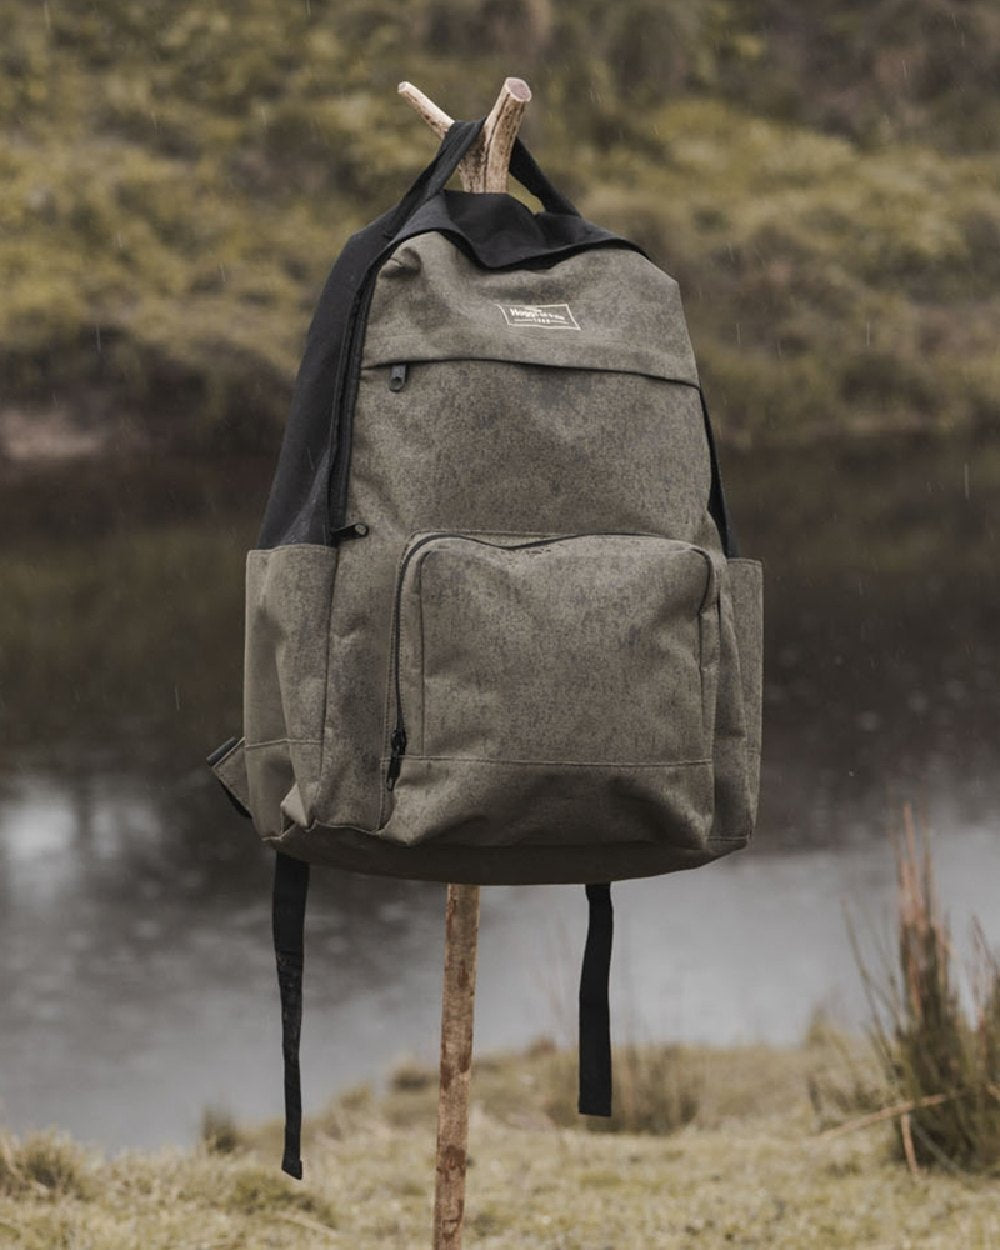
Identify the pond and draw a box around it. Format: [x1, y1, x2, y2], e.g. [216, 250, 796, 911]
[1, 429, 997, 1151]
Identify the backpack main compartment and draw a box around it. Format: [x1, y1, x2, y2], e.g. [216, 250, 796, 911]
[212, 211, 762, 885]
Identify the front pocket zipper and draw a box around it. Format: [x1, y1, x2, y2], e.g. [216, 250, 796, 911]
[383, 530, 718, 793]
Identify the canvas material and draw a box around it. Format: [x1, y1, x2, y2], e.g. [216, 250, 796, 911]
[212, 230, 763, 884]
[361, 233, 699, 381]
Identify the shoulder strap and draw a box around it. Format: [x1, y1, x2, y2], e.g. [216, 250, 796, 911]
[382, 118, 486, 240]
[509, 138, 579, 216]
[578, 883, 614, 1117]
[273, 852, 310, 1178]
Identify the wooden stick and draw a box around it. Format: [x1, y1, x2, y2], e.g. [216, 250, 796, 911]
[900, 1111, 919, 1176]
[397, 81, 453, 139]
[817, 1090, 954, 1139]
[433, 883, 481, 1248]
[398, 77, 531, 193]
[398, 77, 531, 1250]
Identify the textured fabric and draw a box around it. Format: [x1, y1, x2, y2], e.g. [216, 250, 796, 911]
[397, 534, 717, 764]
[725, 558, 764, 827]
[207, 736, 251, 817]
[362, 232, 698, 382]
[263, 822, 723, 885]
[241, 545, 337, 833]
[373, 533, 721, 850]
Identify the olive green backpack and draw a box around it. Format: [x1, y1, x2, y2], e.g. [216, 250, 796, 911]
[208, 119, 762, 1177]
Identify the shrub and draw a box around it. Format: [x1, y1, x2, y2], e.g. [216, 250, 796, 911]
[199, 1105, 246, 1156]
[851, 803, 1000, 1172]
[0, 1132, 94, 1199]
[543, 1043, 702, 1135]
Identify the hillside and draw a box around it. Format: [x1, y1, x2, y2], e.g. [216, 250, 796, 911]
[1, 0, 998, 451]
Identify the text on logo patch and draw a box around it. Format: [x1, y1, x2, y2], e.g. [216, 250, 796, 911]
[495, 302, 581, 330]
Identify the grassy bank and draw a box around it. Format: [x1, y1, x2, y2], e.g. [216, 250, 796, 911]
[2, 0, 999, 450]
[3, 1038, 1000, 1248]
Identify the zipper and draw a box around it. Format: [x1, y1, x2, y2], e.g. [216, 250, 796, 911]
[383, 529, 701, 791]
[329, 520, 370, 543]
[326, 274, 379, 533]
[386, 530, 471, 790]
[388, 362, 408, 392]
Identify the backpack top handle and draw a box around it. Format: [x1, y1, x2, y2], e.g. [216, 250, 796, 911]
[400, 76, 530, 194]
[398, 77, 579, 217]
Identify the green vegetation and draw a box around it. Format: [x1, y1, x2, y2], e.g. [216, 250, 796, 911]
[1, 0, 998, 450]
[4, 1034, 1000, 1248]
[845, 804, 1000, 1172]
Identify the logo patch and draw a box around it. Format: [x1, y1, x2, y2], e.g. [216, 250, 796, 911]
[495, 302, 581, 330]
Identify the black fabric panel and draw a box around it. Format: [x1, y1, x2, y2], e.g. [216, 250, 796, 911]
[273, 852, 310, 1179]
[256, 207, 398, 548]
[578, 883, 613, 1117]
[385, 119, 485, 239]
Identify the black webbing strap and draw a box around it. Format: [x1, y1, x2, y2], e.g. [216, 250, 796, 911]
[508, 137, 579, 216]
[383, 118, 486, 241]
[578, 883, 613, 1116]
[273, 851, 310, 1178]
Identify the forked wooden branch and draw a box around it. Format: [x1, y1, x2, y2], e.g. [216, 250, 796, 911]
[398, 77, 531, 193]
[399, 76, 531, 1250]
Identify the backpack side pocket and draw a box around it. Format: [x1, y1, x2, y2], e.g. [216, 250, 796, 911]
[243, 544, 339, 836]
[710, 557, 763, 844]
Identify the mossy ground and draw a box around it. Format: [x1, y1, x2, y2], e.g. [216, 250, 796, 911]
[3, 1039, 999, 1248]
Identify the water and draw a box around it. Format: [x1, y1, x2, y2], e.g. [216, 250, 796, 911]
[1, 432, 997, 1151]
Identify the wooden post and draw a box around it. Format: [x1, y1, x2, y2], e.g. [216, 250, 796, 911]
[433, 881, 481, 1247]
[398, 77, 532, 1250]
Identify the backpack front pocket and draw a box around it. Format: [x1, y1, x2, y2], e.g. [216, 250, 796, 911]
[378, 531, 722, 849]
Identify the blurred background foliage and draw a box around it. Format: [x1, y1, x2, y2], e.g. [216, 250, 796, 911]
[1, 0, 998, 449]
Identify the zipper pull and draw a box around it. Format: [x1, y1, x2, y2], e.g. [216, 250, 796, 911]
[330, 521, 370, 543]
[388, 362, 408, 392]
[386, 726, 407, 790]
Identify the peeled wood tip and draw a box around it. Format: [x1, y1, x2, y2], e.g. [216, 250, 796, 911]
[504, 77, 531, 103]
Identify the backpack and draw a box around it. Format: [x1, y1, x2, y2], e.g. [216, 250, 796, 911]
[207, 118, 763, 1177]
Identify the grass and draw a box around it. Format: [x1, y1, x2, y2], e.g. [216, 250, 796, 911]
[4, 1034, 1000, 1247]
[839, 804, 1000, 1174]
[0, 1133, 95, 1201]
